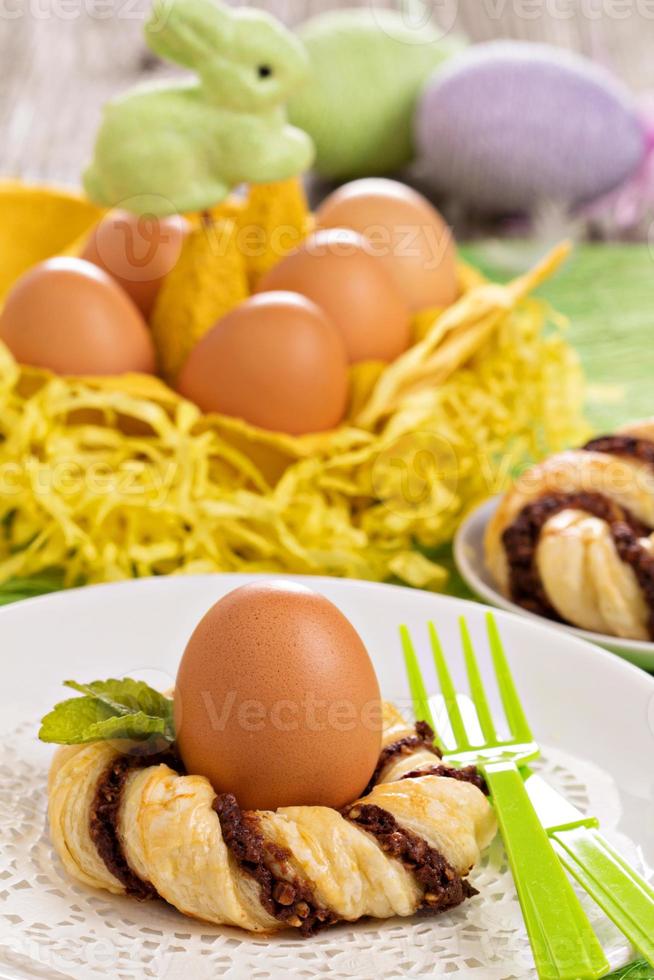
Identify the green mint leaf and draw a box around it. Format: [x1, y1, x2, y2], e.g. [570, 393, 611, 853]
[40, 678, 174, 745]
[76, 711, 168, 743]
[39, 695, 119, 743]
[65, 678, 173, 731]
[64, 681, 132, 716]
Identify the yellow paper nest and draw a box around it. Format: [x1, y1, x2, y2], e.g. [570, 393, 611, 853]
[0, 182, 588, 590]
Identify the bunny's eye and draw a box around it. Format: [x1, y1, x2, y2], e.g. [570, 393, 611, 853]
[257, 65, 273, 79]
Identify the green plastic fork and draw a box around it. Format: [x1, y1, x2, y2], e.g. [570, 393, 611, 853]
[401, 614, 610, 980]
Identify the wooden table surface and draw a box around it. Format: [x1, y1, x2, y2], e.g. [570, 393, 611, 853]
[2, 0, 653, 188]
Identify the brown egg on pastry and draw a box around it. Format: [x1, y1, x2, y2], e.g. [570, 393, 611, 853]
[174, 580, 383, 811]
[43, 582, 496, 937]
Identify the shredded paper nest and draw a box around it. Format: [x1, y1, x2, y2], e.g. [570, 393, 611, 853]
[0, 184, 588, 591]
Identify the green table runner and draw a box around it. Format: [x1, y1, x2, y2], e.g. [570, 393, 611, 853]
[464, 241, 654, 431]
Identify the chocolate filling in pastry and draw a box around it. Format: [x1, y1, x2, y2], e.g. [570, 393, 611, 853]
[502, 491, 654, 636]
[344, 803, 476, 913]
[90, 752, 179, 899]
[213, 793, 335, 937]
[583, 434, 654, 471]
[400, 764, 488, 796]
[365, 720, 442, 794]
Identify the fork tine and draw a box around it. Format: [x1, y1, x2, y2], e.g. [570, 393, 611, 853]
[486, 613, 533, 743]
[428, 622, 471, 749]
[459, 617, 497, 744]
[399, 625, 438, 734]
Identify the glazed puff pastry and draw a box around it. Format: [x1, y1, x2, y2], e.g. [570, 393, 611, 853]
[485, 419, 654, 640]
[48, 702, 496, 935]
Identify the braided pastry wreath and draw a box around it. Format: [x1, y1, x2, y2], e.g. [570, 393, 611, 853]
[485, 419, 654, 640]
[48, 702, 496, 936]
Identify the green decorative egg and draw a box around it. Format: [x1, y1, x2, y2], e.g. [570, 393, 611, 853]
[289, 8, 465, 180]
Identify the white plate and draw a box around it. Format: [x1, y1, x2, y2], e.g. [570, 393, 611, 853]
[455, 496, 654, 672]
[1, 574, 653, 980]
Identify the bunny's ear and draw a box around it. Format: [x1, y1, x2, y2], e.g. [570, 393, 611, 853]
[145, 0, 234, 70]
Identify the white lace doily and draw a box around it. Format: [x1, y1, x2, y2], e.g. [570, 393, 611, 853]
[0, 720, 648, 980]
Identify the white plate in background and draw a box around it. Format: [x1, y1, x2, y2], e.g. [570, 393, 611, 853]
[455, 496, 654, 672]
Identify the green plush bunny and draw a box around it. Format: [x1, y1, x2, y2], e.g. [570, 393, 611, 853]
[83, 0, 315, 216]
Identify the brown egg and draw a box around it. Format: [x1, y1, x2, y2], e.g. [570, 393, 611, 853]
[81, 210, 188, 318]
[177, 291, 349, 435]
[316, 178, 458, 311]
[174, 581, 382, 811]
[0, 257, 156, 376]
[256, 229, 411, 363]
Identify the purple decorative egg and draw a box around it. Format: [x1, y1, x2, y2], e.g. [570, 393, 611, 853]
[415, 41, 646, 212]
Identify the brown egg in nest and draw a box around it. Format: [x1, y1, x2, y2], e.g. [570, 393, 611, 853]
[256, 228, 411, 364]
[174, 581, 382, 811]
[177, 291, 350, 435]
[316, 178, 458, 311]
[0, 257, 156, 376]
[81, 209, 189, 318]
